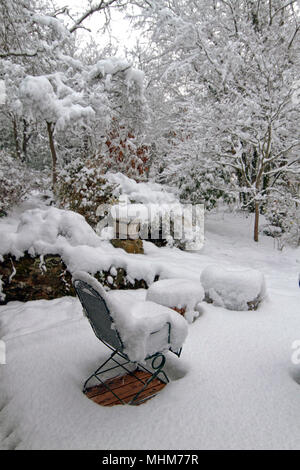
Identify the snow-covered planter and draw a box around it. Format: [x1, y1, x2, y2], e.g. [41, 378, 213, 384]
[146, 278, 204, 323]
[200, 265, 266, 311]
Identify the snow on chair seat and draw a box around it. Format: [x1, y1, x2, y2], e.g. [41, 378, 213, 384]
[146, 278, 204, 323]
[72, 271, 188, 406]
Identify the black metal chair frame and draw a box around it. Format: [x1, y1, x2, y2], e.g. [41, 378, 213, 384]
[73, 278, 182, 406]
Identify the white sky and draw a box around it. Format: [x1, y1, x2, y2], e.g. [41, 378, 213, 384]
[55, 0, 138, 53]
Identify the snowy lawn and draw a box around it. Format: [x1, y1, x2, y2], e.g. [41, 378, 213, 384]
[0, 211, 300, 450]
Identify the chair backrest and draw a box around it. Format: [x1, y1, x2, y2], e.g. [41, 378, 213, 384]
[73, 279, 123, 352]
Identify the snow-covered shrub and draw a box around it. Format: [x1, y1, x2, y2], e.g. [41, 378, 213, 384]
[58, 163, 178, 231]
[106, 172, 178, 205]
[96, 125, 150, 181]
[263, 196, 300, 248]
[57, 158, 118, 227]
[0, 151, 48, 215]
[200, 265, 266, 311]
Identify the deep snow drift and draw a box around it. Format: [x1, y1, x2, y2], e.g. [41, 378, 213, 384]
[0, 209, 300, 449]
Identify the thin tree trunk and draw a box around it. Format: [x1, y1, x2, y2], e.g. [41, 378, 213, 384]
[22, 119, 30, 162]
[12, 118, 22, 160]
[254, 201, 260, 242]
[46, 121, 57, 190]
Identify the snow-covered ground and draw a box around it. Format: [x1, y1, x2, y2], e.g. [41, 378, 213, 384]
[0, 210, 300, 449]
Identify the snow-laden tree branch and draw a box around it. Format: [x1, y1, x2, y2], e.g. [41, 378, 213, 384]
[69, 0, 123, 33]
[132, 0, 300, 241]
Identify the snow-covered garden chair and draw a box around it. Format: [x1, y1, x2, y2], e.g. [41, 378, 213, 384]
[72, 271, 188, 406]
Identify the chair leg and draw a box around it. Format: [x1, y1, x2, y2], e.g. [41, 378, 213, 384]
[83, 351, 169, 406]
[83, 350, 119, 393]
[129, 353, 169, 405]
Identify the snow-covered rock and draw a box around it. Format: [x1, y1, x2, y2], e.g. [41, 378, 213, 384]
[200, 265, 266, 311]
[146, 278, 204, 323]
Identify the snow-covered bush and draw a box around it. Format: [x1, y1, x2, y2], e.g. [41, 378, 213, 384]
[263, 196, 300, 249]
[0, 151, 48, 215]
[57, 158, 118, 227]
[106, 172, 178, 205]
[58, 164, 179, 232]
[200, 265, 266, 311]
[96, 125, 150, 181]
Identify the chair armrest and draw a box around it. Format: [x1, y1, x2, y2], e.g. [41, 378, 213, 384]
[150, 321, 171, 343]
[146, 322, 171, 357]
[149, 322, 182, 357]
[169, 347, 182, 357]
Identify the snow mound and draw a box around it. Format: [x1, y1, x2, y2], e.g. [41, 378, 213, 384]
[200, 265, 266, 311]
[146, 278, 204, 323]
[0, 207, 101, 259]
[0, 206, 174, 286]
[73, 271, 188, 362]
[107, 172, 178, 205]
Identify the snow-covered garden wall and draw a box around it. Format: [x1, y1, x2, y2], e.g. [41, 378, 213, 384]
[0, 206, 154, 304]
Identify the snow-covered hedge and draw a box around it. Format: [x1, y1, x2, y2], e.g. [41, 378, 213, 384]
[200, 265, 266, 311]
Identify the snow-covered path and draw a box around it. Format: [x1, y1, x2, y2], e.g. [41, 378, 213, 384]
[0, 212, 300, 449]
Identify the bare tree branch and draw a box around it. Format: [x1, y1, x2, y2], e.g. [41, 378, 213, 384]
[0, 50, 38, 58]
[69, 0, 121, 34]
[270, 0, 298, 25]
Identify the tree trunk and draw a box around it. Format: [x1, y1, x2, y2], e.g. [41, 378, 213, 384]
[254, 201, 260, 242]
[12, 118, 22, 160]
[22, 119, 30, 162]
[46, 121, 57, 190]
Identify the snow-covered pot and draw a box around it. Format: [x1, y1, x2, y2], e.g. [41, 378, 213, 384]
[200, 265, 266, 311]
[146, 278, 204, 323]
